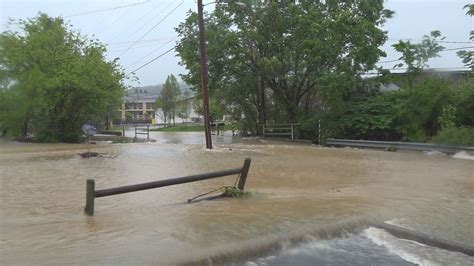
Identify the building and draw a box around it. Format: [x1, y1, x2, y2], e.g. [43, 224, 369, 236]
[121, 88, 159, 124]
[120, 84, 199, 125]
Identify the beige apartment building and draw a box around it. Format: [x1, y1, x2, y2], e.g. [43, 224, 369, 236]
[121, 89, 158, 123]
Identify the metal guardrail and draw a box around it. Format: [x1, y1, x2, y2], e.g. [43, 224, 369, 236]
[84, 158, 251, 216]
[326, 138, 474, 155]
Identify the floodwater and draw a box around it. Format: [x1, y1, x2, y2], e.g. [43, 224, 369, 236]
[0, 133, 473, 265]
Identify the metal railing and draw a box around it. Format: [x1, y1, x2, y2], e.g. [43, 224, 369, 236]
[134, 125, 149, 140]
[262, 123, 300, 140]
[84, 158, 251, 216]
[326, 138, 474, 155]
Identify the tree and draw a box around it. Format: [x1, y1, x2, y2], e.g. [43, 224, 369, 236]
[0, 13, 126, 142]
[392, 31, 445, 89]
[176, 91, 192, 126]
[154, 74, 180, 125]
[176, 0, 393, 134]
[457, 4, 474, 71]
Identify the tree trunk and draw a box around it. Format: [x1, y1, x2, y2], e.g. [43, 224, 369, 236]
[260, 78, 267, 124]
[21, 119, 28, 140]
[105, 115, 110, 130]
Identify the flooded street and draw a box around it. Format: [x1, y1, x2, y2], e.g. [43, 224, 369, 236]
[1, 134, 473, 265]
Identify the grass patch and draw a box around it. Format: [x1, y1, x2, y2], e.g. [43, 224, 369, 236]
[222, 187, 252, 198]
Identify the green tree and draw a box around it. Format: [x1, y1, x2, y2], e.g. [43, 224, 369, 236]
[0, 13, 126, 142]
[396, 78, 454, 141]
[392, 31, 445, 89]
[154, 74, 180, 125]
[457, 4, 474, 71]
[176, 91, 192, 126]
[340, 92, 403, 141]
[176, 0, 393, 134]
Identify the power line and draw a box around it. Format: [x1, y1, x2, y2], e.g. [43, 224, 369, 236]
[379, 58, 402, 64]
[126, 47, 175, 75]
[120, 1, 174, 40]
[125, 37, 177, 69]
[379, 46, 474, 64]
[62, 1, 151, 18]
[108, 39, 176, 53]
[107, 37, 177, 46]
[118, 0, 184, 58]
[444, 46, 474, 51]
[388, 38, 474, 44]
[362, 67, 470, 75]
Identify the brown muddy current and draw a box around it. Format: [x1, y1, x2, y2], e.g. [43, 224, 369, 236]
[0, 133, 473, 265]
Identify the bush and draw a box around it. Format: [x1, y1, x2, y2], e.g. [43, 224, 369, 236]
[432, 127, 474, 146]
[339, 92, 403, 141]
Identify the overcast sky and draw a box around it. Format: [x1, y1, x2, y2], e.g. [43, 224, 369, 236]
[1, 0, 472, 87]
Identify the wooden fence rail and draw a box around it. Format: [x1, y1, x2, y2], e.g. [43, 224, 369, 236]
[85, 158, 251, 216]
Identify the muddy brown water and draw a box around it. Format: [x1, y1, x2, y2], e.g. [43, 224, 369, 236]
[0, 134, 473, 265]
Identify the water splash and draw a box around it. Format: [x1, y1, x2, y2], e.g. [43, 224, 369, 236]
[452, 151, 474, 160]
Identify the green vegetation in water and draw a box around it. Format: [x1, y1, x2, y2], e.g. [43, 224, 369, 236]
[222, 187, 252, 198]
[386, 145, 398, 152]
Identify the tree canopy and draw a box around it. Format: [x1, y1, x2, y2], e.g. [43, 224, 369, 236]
[176, 0, 393, 135]
[154, 74, 180, 124]
[0, 13, 126, 142]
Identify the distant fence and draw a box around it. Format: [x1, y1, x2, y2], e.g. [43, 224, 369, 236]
[84, 158, 252, 216]
[326, 138, 474, 155]
[262, 123, 300, 140]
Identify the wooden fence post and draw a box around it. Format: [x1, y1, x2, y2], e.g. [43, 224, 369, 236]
[291, 124, 294, 140]
[238, 157, 252, 191]
[85, 179, 95, 216]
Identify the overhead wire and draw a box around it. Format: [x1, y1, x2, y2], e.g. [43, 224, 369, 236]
[388, 38, 474, 44]
[125, 37, 178, 69]
[378, 46, 474, 64]
[62, 0, 151, 18]
[117, 0, 184, 58]
[126, 47, 175, 75]
[120, 1, 174, 41]
[107, 37, 178, 46]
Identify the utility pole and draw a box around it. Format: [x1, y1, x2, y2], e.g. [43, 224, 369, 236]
[197, 0, 212, 149]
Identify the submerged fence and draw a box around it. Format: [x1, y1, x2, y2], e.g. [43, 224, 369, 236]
[84, 158, 251, 216]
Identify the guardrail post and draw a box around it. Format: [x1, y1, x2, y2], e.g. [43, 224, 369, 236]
[85, 179, 95, 216]
[238, 157, 252, 191]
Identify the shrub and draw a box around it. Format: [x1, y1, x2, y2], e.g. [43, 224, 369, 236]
[432, 127, 474, 146]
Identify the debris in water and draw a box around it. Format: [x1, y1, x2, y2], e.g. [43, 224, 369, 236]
[78, 152, 100, 158]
